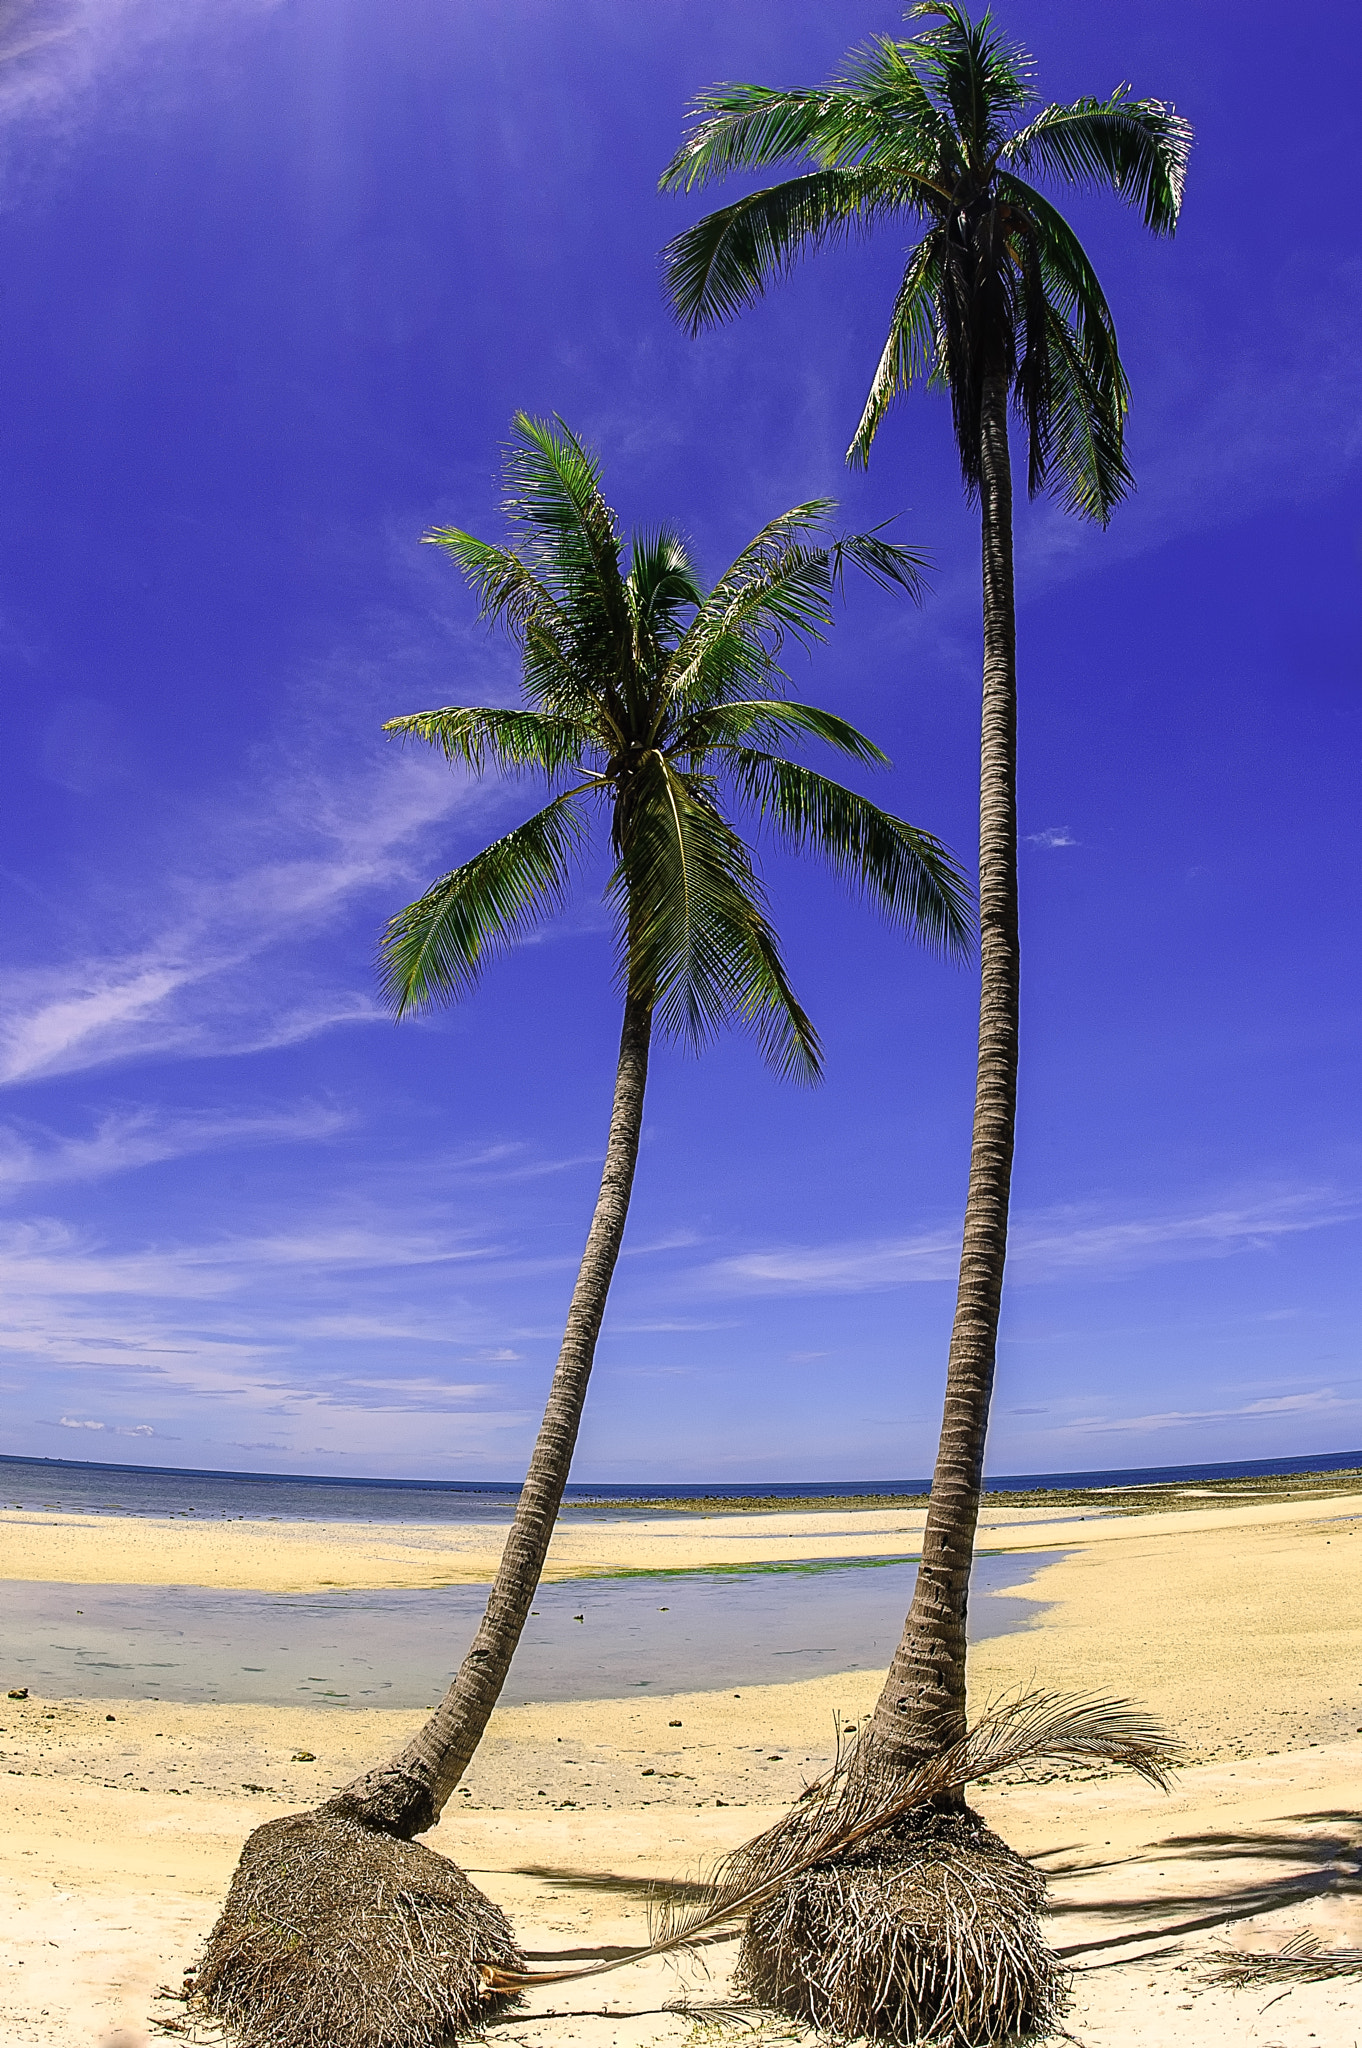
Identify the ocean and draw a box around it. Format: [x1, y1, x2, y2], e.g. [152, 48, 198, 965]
[2, 1448, 1359, 1523]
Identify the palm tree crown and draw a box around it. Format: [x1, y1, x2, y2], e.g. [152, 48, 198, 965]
[382, 412, 972, 1048]
[660, 1, 1191, 517]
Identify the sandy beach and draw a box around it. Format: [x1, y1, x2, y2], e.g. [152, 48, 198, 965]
[2, 1491, 1359, 2046]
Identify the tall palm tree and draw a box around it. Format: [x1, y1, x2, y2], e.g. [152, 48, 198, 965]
[660, 4, 1191, 1775]
[330, 411, 970, 1840]
[197, 414, 969, 2048]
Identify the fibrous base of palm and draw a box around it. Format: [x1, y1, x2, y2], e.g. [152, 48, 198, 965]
[736, 1805, 1067, 2046]
[193, 1807, 523, 2048]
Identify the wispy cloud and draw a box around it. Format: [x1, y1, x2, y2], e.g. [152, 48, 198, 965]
[1055, 1384, 1362, 1438]
[0, 752, 465, 1086]
[0, 0, 286, 146]
[1025, 826, 1077, 850]
[0, 1102, 349, 1191]
[701, 1186, 1359, 1297]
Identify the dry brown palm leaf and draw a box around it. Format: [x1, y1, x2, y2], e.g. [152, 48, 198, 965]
[480, 1689, 1179, 1994]
[1204, 1932, 1362, 1987]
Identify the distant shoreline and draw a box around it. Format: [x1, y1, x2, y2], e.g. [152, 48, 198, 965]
[5, 1443, 1362, 1505]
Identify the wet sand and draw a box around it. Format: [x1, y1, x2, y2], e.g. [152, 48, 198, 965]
[1, 1491, 1359, 2046]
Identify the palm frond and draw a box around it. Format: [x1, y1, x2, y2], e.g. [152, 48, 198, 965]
[670, 698, 890, 767]
[660, 84, 861, 188]
[379, 791, 589, 1014]
[829, 525, 932, 599]
[905, 3, 1034, 160]
[829, 35, 959, 173]
[997, 173, 1125, 391]
[481, 1691, 1179, 1992]
[848, 235, 946, 468]
[729, 751, 973, 957]
[1204, 1934, 1362, 1989]
[618, 756, 821, 1082]
[669, 507, 843, 692]
[1041, 300, 1133, 522]
[423, 528, 566, 640]
[1002, 92, 1192, 234]
[627, 526, 703, 638]
[383, 705, 592, 780]
[661, 167, 906, 334]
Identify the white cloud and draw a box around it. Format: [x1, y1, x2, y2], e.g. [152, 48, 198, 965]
[0, 0, 287, 146]
[701, 1186, 1359, 1297]
[0, 1102, 349, 1191]
[0, 751, 465, 1087]
[1025, 827, 1077, 849]
[1056, 1385, 1362, 1438]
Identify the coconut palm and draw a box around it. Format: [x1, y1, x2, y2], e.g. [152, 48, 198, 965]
[659, 8, 1190, 2035]
[195, 412, 970, 2048]
[661, 0, 1189, 1777]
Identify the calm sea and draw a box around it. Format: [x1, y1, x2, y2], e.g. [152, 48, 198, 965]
[2, 1448, 1358, 1524]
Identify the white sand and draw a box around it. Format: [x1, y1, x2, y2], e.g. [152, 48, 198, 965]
[1, 1494, 1359, 2046]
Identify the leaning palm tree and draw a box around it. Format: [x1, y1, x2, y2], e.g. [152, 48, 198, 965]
[194, 412, 970, 2048]
[660, 5, 1190, 2036]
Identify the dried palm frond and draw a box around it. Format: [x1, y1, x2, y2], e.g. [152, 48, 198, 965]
[1204, 1932, 1362, 1987]
[193, 1808, 523, 2048]
[482, 1689, 1178, 1994]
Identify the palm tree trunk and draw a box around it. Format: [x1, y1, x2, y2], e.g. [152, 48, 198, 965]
[331, 983, 654, 1839]
[864, 365, 1018, 1772]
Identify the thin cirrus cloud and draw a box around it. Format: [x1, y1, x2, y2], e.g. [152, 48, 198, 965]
[0, 750, 465, 1088]
[1056, 1384, 1362, 1438]
[0, 1209, 512, 1410]
[701, 1186, 1359, 1296]
[0, 1102, 349, 1191]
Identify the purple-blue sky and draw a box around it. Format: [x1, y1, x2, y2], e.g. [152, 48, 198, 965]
[0, 0, 1357, 1482]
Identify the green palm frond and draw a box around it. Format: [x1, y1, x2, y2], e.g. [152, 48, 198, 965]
[379, 790, 589, 1014]
[662, 167, 906, 334]
[672, 698, 890, 766]
[660, 85, 861, 189]
[729, 751, 973, 957]
[1041, 302, 1133, 522]
[829, 526, 932, 599]
[619, 754, 821, 1082]
[828, 36, 960, 171]
[848, 235, 946, 468]
[997, 174, 1125, 387]
[626, 526, 704, 666]
[1003, 91, 1191, 233]
[424, 528, 566, 639]
[660, 61, 956, 188]
[383, 706, 592, 780]
[906, 2, 1034, 158]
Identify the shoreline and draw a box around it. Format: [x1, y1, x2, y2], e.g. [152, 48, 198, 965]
[3, 1481, 1359, 1592]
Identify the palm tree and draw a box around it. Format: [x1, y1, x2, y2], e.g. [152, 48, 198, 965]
[660, 1, 1190, 1780]
[195, 412, 970, 2048]
[333, 411, 969, 1838]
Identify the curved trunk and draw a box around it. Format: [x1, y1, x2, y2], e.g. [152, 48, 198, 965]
[866, 366, 1019, 1772]
[332, 984, 654, 1838]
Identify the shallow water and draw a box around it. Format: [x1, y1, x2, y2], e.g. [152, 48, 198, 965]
[0, 1552, 1058, 1708]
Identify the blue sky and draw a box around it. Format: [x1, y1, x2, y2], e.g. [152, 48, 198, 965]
[0, 0, 1357, 1482]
